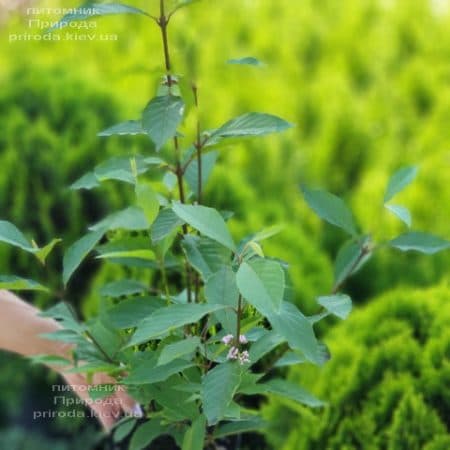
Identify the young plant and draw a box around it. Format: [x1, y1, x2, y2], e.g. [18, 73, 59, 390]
[0, 2, 449, 449]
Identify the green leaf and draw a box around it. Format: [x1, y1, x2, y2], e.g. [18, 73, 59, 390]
[227, 57, 264, 66]
[208, 113, 292, 144]
[236, 259, 285, 316]
[384, 166, 418, 203]
[63, 230, 104, 285]
[269, 302, 321, 365]
[205, 267, 238, 335]
[317, 294, 352, 320]
[182, 415, 206, 450]
[113, 418, 137, 443]
[142, 95, 185, 151]
[202, 362, 241, 425]
[334, 238, 371, 287]
[157, 337, 200, 366]
[124, 355, 194, 385]
[89, 206, 149, 232]
[185, 151, 218, 196]
[389, 232, 450, 254]
[182, 235, 231, 281]
[69, 172, 100, 190]
[248, 330, 284, 364]
[273, 351, 306, 368]
[172, 203, 235, 251]
[213, 419, 266, 439]
[0, 275, 48, 292]
[127, 304, 227, 346]
[135, 183, 160, 226]
[29, 354, 71, 366]
[100, 280, 147, 297]
[385, 204, 412, 228]
[151, 208, 184, 243]
[47, 3, 151, 33]
[257, 379, 324, 408]
[96, 249, 155, 262]
[129, 420, 165, 450]
[39, 302, 84, 334]
[98, 120, 146, 137]
[0, 220, 34, 251]
[302, 186, 358, 236]
[88, 384, 117, 401]
[106, 296, 165, 328]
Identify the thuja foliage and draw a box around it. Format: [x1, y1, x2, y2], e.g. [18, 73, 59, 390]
[264, 286, 450, 450]
[0, 2, 449, 449]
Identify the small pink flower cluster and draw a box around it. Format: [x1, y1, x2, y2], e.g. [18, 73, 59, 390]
[221, 334, 250, 365]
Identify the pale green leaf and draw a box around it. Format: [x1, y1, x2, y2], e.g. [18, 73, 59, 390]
[385, 204, 412, 228]
[35, 238, 62, 264]
[0, 275, 48, 292]
[389, 232, 450, 254]
[302, 186, 357, 236]
[236, 259, 285, 316]
[172, 203, 235, 251]
[384, 166, 418, 203]
[98, 120, 146, 137]
[227, 57, 264, 66]
[142, 95, 185, 151]
[63, 230, 104, 285]
[317, 294, 352, 319]
[202, 362, 241, 425]
[135, 183, 160, 226]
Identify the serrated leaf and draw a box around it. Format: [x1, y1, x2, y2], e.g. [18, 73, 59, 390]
[172, 203, 235, 251]
[385, 204, 412, 228]
[129, 420, 165, 450]
[205, 266, 239, 335]
[269, 302, 321, 365]
[89, 206, 149, 232]
[151, 208, 184, 243]
[389, 232, 450, 254]
[157, 337, 200, 366]
[227, 56, 264, 66]
[99, 280, 147, 297]
[63, 230, 104, 285]
[106, 296, 165, 328]
[182, 235, 231, 281]
[47, 3, 151, 33]
[127, 304, 227, 346]
[135, 183, 160, 226]
[236, 259, 285, 316]
[98, 120, 146, 137]
[317, 294, 352, 320]
[0, 275, 48, 292]
[207, 113, 292, 145]
[302, 186, 357, 236]
[384, 166, 418, 203]
[182, 415, 206, 450]
[202, 362, 241, 425]
[142, 95, 185, 150]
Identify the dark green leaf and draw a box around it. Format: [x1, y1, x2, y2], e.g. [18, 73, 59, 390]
[129, 420, 165, 450]
[0, 220, 33, 251]
[113, 418, 137, 443]
[181, 415, 206, 450]
[273, 351, 307, 367]
[127, 304, 227, 346]
[100, 280, 147, 298]
[157, 337, 200, 366]
[213, 419, 266, 439]
[202, 362, 241, 425]
[302, 186, 357, 236]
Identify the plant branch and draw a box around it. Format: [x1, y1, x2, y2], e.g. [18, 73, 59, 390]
[235, 294, 243, 346]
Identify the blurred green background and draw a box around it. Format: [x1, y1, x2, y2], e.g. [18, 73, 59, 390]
[0, 0, 449, 448]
